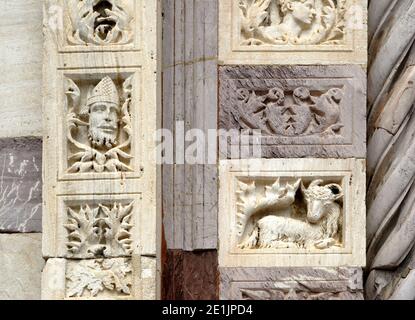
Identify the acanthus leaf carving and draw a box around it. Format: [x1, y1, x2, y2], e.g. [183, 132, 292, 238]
[239, 0, 348, 46]
[236, 178, 343, 250]
[66, 258, 132, 298]
[67, 0, 134, 46]
[233, 86, 344, 136]
[65, 76, 134, 173]
[65, 202, 134, 258]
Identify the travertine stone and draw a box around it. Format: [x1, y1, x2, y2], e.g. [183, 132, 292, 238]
[162, 0, 218, 250]
[0, 0, 43, 137]
[41, 255, 156, 300]
[219, 0, 367, 65]
[218, 159, 366, 268]
[220, 267, 363, 300]
[0, 234, 44, 300]
[42, 0, 161, 300]
[219, 65, 366, 159]
[0, 138, 42, 232]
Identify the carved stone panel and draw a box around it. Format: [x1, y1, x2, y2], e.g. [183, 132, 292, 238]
[218, 159, 366, 267]
[219, 65, 366, 158]
[43, 0, 161, 300]
[220, 267, 364, 300]
[56, 0, 141, 51]
[41, 256, 156, 300]
[219, 0, 367, 65]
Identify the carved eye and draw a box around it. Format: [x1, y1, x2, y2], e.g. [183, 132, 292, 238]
[329, 185, 340, 195]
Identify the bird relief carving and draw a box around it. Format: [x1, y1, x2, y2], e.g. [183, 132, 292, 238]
[67, 0, 133, 45]
[236, 178, 343, 250]
[65, 76, 134, 173]
[239, 0, 347, 46]
[234, 86, 344, 136]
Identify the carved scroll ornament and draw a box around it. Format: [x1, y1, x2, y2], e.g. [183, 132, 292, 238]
[236, 178, 343, 249]
[234, 86, 344, 136]
[67, 0, 133, 45]
[239, 0, 347, 46]
[65, 76, 133, 173]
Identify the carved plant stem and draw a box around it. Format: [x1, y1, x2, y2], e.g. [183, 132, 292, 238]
[366, 0, 415, 300]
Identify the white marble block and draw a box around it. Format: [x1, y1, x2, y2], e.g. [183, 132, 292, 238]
[218, 158, 366, 268]
[219, 0, 367, 65]
[42, 0, 161, 300]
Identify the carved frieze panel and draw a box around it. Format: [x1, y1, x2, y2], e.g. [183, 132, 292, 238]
[58, 69, 143, 181]
[219, 0, 367, 65]
[54, 0, 141, 51]
[219, 65, 366, 158]
[218, 159, 366, 267]
[41, 256, 156, 300]
[220, 267, 364, 300]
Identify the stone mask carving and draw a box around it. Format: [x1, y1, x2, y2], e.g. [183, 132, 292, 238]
[239, 0, 347, 45]
[68, 0, 133, 45]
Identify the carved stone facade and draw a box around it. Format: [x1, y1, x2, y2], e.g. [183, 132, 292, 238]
[220, 267, 364, 300]
[219, 65, 366, 158]
[219, 0, 367, 65]
[218, 159, 366, 268]
[42, 0, 161, 300]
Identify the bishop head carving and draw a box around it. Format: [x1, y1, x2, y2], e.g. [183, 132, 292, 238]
[83, 77, 120, 149]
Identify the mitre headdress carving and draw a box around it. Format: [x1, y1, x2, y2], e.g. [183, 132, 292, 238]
[80, 77, 120, 116]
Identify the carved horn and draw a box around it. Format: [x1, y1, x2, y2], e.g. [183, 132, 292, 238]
[309, 179, 324, 189]
[326, 183, 343, 200]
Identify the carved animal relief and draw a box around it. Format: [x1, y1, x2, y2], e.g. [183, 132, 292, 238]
[236, 178, 343, 250]
[65, 202, 134, 258]
[239, 0, 347, 46]
[65, 76, 134, 173]
[234, 86, 344, 136]
[67, 0, 133, 45]
[66, 258, 132, 298]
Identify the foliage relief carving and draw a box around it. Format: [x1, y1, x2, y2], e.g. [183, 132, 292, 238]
[65, 76, 133, 173]
[66, 258, 132, 298]
[67, 0, 133, 45]
[239, 0, 347, 46]
[65, 202, 134, 258]
[236, 178, 343, 249]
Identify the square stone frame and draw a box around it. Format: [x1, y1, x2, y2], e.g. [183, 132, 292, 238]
[218, 0, 368, 65]
[218, 65, 367, 159]
[218, 159, 366, 268]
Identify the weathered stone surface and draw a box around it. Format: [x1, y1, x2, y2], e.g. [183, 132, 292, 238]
[0, 234, 44, 300]
[0, 137, 42, 232]
[219, 159, 366, 268]
[162, 250, 218, 300]
[219, 0, 367, 65]
[219, 65, 366, 159]
[220, 267, 363, 300]
[162, 0, 218, 251]
[0, 0, 42, 137]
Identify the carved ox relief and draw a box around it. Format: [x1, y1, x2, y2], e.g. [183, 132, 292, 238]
[67, 0, 133, 45]
[239, 0, 347, 46]
[65, 76, 133, 173]
[234, 86, 344, 136]
[236, 178, 343, 250]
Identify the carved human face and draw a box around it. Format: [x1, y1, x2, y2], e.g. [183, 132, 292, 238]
[88, 102, 119, 148]
[289, 0, 316, 25]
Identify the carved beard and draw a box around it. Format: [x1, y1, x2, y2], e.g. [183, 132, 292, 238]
[88, 127, 118, 149]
